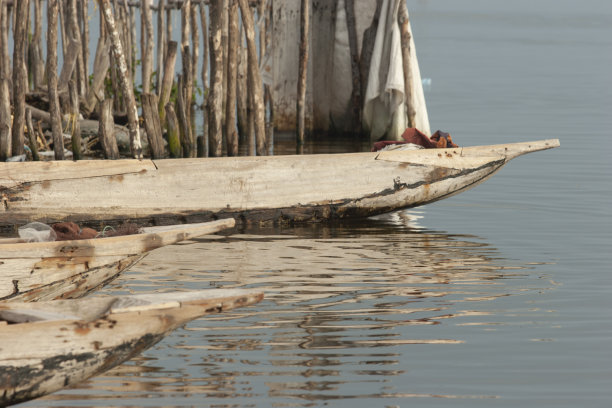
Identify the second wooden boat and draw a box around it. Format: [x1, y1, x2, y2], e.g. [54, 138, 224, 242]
[0, 289, 263, 406]
[0, 139, 559, 227]
[0, 219, 235, 302]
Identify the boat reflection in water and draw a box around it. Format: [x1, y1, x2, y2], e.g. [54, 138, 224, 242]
[33, 210, 556, 406]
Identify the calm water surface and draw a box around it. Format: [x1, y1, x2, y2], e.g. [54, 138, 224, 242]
[25, 0, 611, 407]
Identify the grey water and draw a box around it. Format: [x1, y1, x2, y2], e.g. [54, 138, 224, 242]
[24, 0, 612, 406]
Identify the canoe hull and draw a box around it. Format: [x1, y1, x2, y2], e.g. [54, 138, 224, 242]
[0, 140, 559, 227]
[0, 219, 235, 301]
[0, 289, 263, 406]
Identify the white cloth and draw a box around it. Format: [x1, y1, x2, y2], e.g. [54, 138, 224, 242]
[363, 0, 430, 141]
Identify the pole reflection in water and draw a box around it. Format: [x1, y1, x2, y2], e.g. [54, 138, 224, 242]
[32, 210, 555, 407]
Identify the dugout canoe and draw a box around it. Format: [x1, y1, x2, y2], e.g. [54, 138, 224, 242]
[0, 219, 235, 302]
[0, 289, 263, 406]
[0, 139, 559, 227]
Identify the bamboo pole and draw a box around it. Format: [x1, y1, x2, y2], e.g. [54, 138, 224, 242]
[47, 0, 65, 160]
[99, 0, 142, 158]
[207, 0, 224, 157]
[296, 0, 309, 151]
[10, 0, 28, 157]
[0, 0, 11, 161]
[238, 0, 266, 155]
[225, 0, 238, 156]
[141, 0, 154, 93]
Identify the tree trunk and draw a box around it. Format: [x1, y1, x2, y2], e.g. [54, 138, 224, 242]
[47, 0, 64, 160]
[238, 0, 266, 156]
[208, 0, 224, 157]
[99, 0, 142, 158]
[98, 99, 120, 159]
[10, 0, 29, 157]
[225, 0, 239, 156]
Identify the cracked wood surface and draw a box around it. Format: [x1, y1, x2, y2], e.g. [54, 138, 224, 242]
[0, 140, 559, 227]
[0, 289, 263, 406]
[0, 219, 235, 301]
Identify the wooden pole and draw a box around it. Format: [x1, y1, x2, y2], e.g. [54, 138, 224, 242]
[238, 0, 266, 155]
[141, 0, 154, 93]
[98, 99, 120, 159]
[207, 0, 224, 157]
[155, 0, 165, 92]
[47, 0, 65, 160]
[164, 103, 181, 158]
[0, 1, 10, 91]
[68, 79, 81, 160]
[141, 93, 165, 158]
[225, 0, 238, 156]
[158, 40, 177, 124]
[345, 0, 362, 135]
[0, 0, 11, 161]
[29, 0, 44, 90]
[10, 0, 28, 157]
[79, 0, 90, 96]
[296, 0, 309, 151]
[198, 2, 209, 157]
[236, 24, 247, 143]
[398, 2, 415, 128]
[99, 0, 142, 158]
[85, 36, 111, 115]
[25, 108, 40, 161]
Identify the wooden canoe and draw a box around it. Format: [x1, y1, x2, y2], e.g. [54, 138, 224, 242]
[0, 289, 263, 406]
[0, 139, 559, 227]
[0, 219, 235, 302]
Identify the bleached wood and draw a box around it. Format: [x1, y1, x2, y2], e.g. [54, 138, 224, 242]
[0, 219, 235, 301]
[0, 140, 559, 226]
[0, 289, 263, 406]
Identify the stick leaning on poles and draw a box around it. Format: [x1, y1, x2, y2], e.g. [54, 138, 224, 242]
[98, 0, 142, 159]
